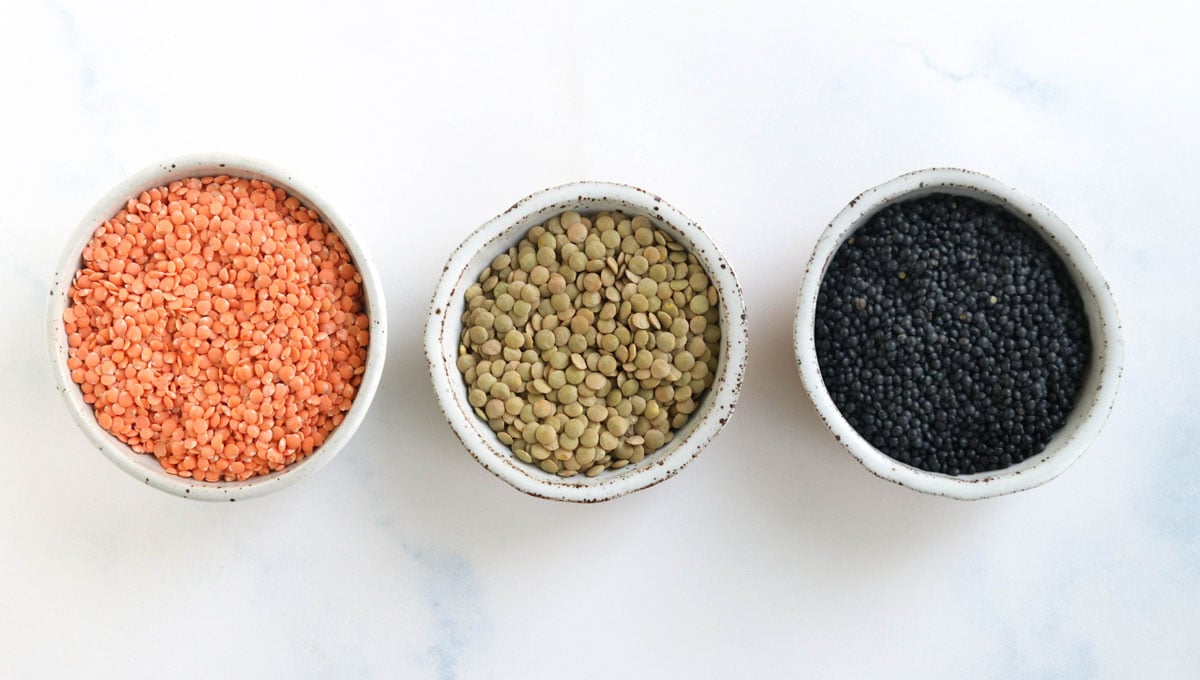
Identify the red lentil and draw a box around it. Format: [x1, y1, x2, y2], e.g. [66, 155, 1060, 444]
[65, 176, 370, 482]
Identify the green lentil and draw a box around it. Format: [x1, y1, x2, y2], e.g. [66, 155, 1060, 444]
[548, 351, 569, 370]
[468, 388, 487, 408]
[456, 210, 722, 478]
[576, 447, 597, 466]
[558, 384, 578, 404]
[598, 431, 619, 451]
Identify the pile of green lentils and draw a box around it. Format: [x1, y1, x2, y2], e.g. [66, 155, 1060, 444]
[456, 210, 722, 477]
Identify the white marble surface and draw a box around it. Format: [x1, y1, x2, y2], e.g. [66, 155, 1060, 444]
[2, 1, 1196, 678]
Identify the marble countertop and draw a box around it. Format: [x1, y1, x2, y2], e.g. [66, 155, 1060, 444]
[3, 1, 1196, 678]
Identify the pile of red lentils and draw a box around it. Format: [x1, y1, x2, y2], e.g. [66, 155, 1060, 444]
[63, 176, 370, 482]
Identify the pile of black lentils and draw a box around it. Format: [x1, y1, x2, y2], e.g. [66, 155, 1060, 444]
[814, 193, 1091, 475]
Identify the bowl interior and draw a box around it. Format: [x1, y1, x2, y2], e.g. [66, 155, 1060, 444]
[48, 154, 387, 501]
[429, 184, 747, 502]
[797, 169, 1121, 499]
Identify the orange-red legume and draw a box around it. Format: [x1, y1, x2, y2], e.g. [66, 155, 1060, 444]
[65, 176, 370, 481]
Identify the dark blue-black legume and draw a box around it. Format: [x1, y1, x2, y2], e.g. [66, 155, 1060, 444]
[815, 193, 1090, 475]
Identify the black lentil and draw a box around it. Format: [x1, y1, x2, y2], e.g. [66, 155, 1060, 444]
[814, 193, 1091, 475]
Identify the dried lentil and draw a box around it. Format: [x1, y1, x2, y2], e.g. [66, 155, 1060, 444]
[64, 176, 369, 482]
[814, 193, 1090, 475]
[458, 211, 721, 476]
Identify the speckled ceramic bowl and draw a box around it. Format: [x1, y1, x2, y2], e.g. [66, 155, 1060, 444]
[426, 181, 749, 502]
[794, 168, 1122, 499]
[47, 153, 388, 501]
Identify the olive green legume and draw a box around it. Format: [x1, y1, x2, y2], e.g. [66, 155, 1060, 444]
[456, 210, 722, 479]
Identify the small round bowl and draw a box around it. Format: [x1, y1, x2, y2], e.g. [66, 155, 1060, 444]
[426, 181, 749, 503]
[47, 153, 388, 501]
[794, 168, 1122, 500]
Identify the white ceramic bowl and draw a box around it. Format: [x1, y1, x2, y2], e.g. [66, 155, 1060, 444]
[794, 168, 1122, 499]
[426, 181, 749, 502]
[47, 153, 388, 501]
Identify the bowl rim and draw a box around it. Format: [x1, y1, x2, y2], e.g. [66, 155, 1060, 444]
[794, 167, 1123, 500]
[425, 180, 749, 503]
[47, 152, 388, 501]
